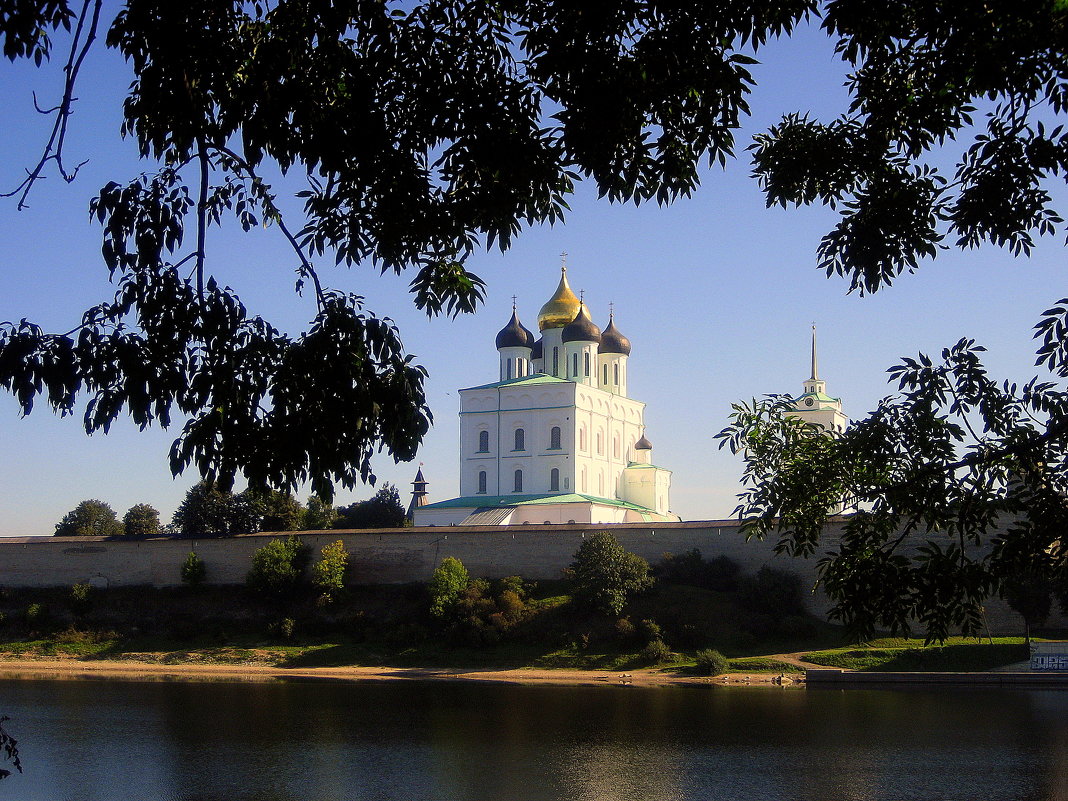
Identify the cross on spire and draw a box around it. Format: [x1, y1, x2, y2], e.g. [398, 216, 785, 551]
[560, 251, 568, 272]
[511, 294, 517, 311]
[608, 301, 615, 319]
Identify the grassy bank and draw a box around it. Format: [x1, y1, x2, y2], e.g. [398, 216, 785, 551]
[0, 576, 839, 674]
[802, 637, 1033, 672]
[0, 583, 1052, 675]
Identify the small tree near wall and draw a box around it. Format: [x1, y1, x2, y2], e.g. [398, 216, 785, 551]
[246, 536, 311, 598]
[569, 532, 653, 615]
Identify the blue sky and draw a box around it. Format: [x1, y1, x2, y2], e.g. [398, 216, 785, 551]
[1, 19, 1065, 536]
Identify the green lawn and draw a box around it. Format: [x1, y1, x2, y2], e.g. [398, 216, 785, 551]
[802, 637, 1031, 672]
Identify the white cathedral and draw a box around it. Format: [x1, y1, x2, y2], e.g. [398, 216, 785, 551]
[413, 263, 681, 526]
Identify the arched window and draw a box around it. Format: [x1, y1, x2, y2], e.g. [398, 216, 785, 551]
[598, 473, 603, 495]
[613, 436, 620, 458]
[572, 352, 578, 377]
[614, 362, 619, 385]
[552, 347, 559, 376]
[584, 351, 590, 376]
[579, 427, 586, 451]
[506, 359, 512, 379]
[596, 431, 603, 454]
[514, 469, 523, 492]
[580, 467, 586, 492]
[514, 428, 525, 451]
[550, 426, 561, 450]
[478, 430, 490, 453]
[603, 364, 608, 384]
[550, 468, 560, 491]
[477, 471, 487, 494]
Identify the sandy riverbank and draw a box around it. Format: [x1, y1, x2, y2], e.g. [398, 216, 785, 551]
[0, 658, 800, 688]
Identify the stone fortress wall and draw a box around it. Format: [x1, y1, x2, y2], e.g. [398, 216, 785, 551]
[0, 518, 1059, 634]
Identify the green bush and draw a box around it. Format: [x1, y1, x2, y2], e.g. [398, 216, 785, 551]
[273, 617, 296, 639]
[640, 639, 673, 665]
[736, 566, 806, 621]
[180, 552, 207, 587]
[246, 535, 311, 597]
[695, 648, 730, 676]
[427, 557, 469, 618]
[638, 618, 662, 643]
[493, 575, 530, 600]
[569, 532, 653, 615]
[69, 583, 92, 616]
[25, 603, 43, 625]
[311, 540, 349, 602]
[658, 550, 741, 591]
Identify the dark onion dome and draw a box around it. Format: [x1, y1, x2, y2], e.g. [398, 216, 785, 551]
[598, 313, 631, 355]
[531, 337, 543, 360]
[495, 308, 534, 350]
[561, 304, 602, 343]
[634, 434, 653, 450]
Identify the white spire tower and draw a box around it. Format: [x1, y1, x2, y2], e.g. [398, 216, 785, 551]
[792, 324, 847, 434]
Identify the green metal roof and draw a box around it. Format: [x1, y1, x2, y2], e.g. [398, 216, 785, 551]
[625, 462, 671, 471]
[419, 492, 656, 512]
[462, 374, 571, 392]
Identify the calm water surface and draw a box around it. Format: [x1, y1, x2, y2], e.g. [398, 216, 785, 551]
[0, 677, 1066, 801]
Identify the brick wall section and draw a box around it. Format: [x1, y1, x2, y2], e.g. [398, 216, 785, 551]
[0, 519, 1059, 634]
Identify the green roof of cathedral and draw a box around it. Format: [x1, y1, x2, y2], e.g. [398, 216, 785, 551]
[418, 492, 655, 512]
[462, 374, 571, 391]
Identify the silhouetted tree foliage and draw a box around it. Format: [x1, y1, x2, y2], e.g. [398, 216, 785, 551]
[122, 503, 160, 538]
[1002, 570, 1053, 646]
[335, 483, 405, 529]
[53, 499, 123, 537]
[172, 481, 262, 537]
[255, 490, 305, 532]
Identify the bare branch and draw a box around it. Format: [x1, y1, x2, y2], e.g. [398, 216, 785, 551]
[195, 140, 208, 301]
[1, 0, 103, 209]
[216, 145, 326, 312]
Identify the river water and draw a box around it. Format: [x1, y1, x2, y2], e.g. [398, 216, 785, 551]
[0, 677, 1066, 801]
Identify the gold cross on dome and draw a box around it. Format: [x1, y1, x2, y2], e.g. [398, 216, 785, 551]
[560, 251, 568, 271]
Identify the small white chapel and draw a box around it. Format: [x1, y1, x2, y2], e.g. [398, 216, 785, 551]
[413, 260, 680, 526]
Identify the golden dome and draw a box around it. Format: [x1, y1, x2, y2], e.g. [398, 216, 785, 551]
[537, 267, 581, 331]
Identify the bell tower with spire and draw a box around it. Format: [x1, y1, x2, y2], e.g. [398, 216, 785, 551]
[792, 325, 848, 434]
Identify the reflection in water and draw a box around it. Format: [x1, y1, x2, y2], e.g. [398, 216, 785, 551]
[1, 679, 1066, 801]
